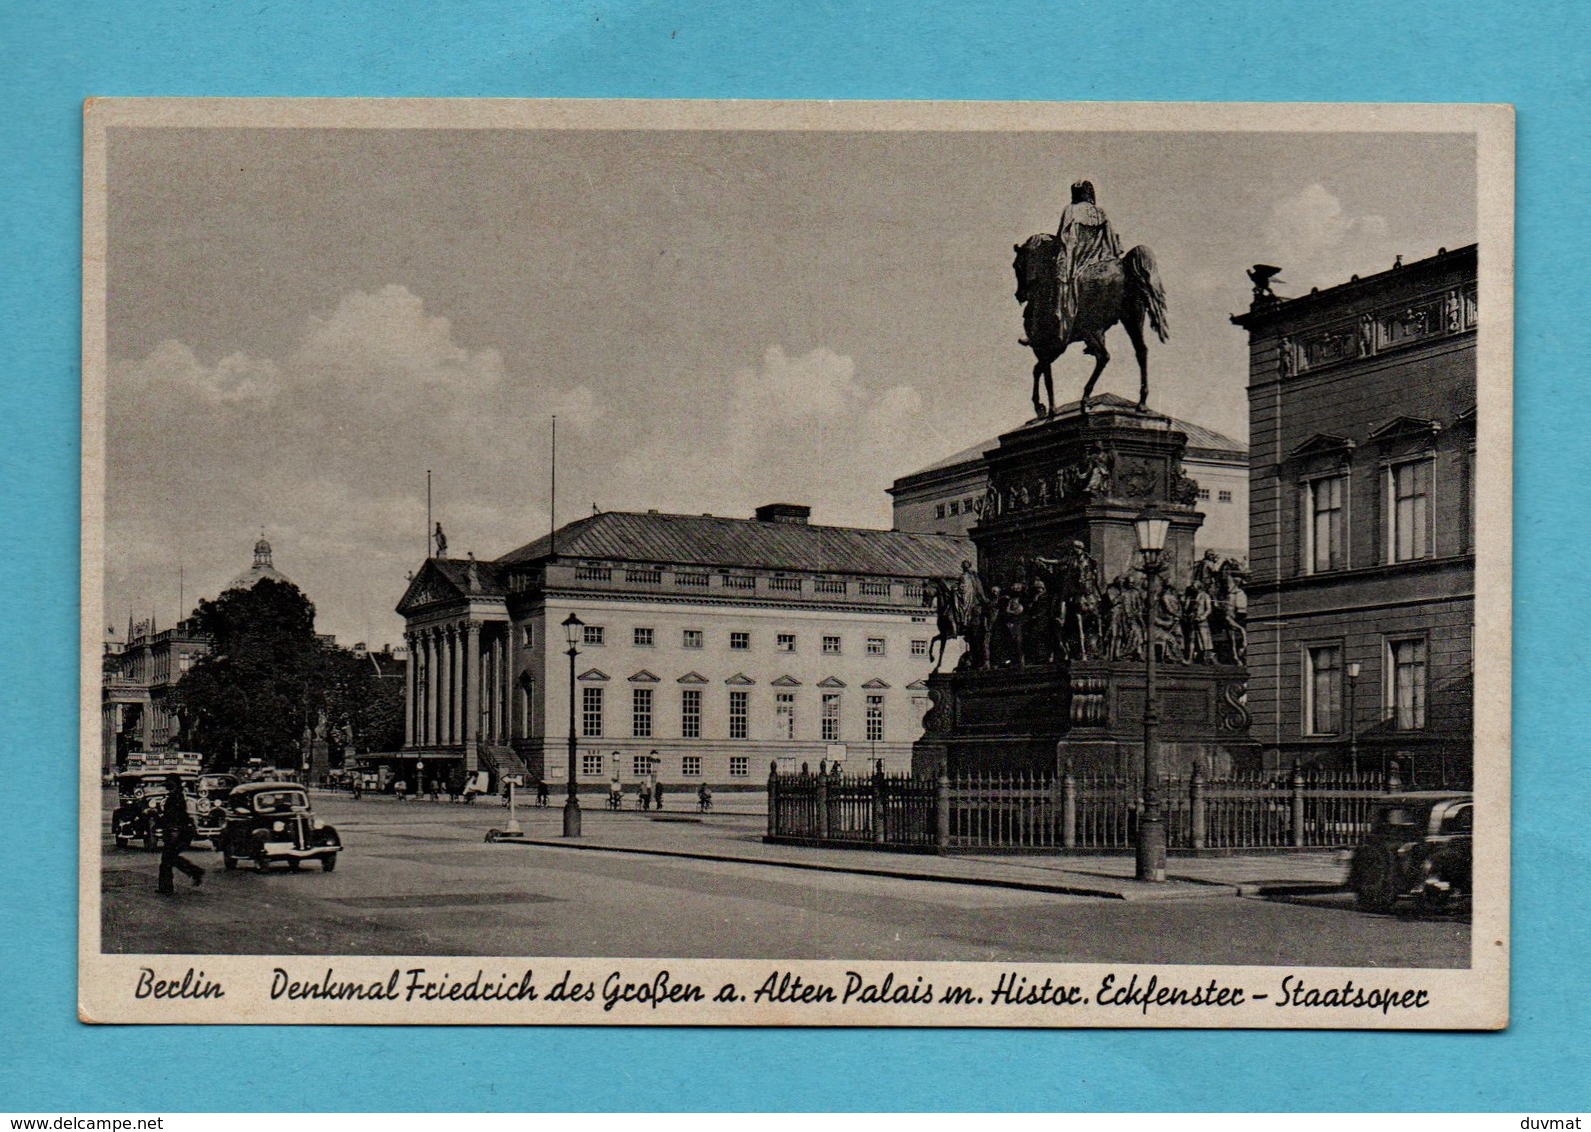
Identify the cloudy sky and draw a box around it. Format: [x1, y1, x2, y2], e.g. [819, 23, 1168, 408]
[103, 120, 1476, 646]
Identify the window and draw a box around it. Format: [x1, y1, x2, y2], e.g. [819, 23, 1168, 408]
[581, 752, 604, 776]
[822, 635, 842, 655]
[581, 686, 604, 737]
[948, 500, 960, 516]
[1307, 474, 1347, 573]
[575, 564, 612, 581]
[633, 627, 654, 647]
[866, 637, 886, 656]
[935, 504, 946, 519]
[632, 688, 653, 738]
[728, 691, 749, 740]
[583, 624, 606, 646]
[682, 629, 703, 649]
[821, 693, 841, 741]
[729, 756, 749, 777]
[815, 579, 848, 595]
[1197, 487, 1212, 501]
[730, 631, 750, 651]
[677, 573, 709, 588]
[776, 692, 796, 739]
[521, 624, 533, 649]
[963, 497, 976, 513]
[681, 689, 702, 739]
[1218, 490, 1233, 503]
[910, 639, 928, 657]
[632, 754, 651, 776]
[866, 694, 885, 742]
[1389, 638, 1428, 730]
[722, 574, 756, 591]
[1389, 459, 1433, 562]
[770, 576, 802, 592]
[1305, 646, 1342, 736]
[776, 632, 796, 652]
[860, 580, 891, 596]
[682, 755, 702, 777]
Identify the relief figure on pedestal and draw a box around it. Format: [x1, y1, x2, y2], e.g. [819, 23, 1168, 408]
[1012, 180, 1170, 418]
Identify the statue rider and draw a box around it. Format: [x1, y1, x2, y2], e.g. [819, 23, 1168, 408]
[1055, 180, 1123, 345]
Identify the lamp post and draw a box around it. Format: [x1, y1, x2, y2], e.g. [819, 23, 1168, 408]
[1134, 508, 1170, 883]
[1346, 661, 1361, 777]
[561, 612, 584, 838]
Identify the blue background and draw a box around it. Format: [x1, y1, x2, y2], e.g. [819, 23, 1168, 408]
[2, 0, 1586, 1112]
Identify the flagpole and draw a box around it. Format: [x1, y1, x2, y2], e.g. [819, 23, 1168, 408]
[550, 415, 558, 556]
[426, 469, 432, 560]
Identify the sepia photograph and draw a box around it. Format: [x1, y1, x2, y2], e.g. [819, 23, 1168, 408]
[79, 99, 1511, 1027]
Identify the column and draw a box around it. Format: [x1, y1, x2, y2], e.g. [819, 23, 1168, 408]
[464, 620, 482, 768]
[422, 630, 435, 747]
[438, 625, 454, 746]
[403, 632, 416, 748]
[496, 632, 509, 743]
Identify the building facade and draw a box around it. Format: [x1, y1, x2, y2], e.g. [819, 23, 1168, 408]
[1233, 245, 1476, 783]
[396, 505, 971, 790]
[888, 393, 1250, 562]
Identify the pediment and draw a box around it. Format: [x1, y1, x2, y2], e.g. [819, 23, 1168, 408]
[1288, 433, 1356, 460]
[906, 679, 929, 690]
[771, 675, 803, 687]
[676, 671, 709, 685]
[724, 673, 755, 686]
[396, 560, 466, 616]
[628, 669, 661, 683]
[816, 676, 846, 688]
[578, 668, 609, 682]
[861, 678, 891, 690]
[1368, 416, 1442, 444]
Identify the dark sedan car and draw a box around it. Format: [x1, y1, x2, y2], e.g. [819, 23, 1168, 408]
[1349, 791, 1472, 913]
[216, 782, 341, 872]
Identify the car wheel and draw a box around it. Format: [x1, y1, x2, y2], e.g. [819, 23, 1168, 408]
[287, 859, 301, 871]
[222, 851, 236, 871]
[254, 855, 271, 874]
[321, 854, 337, 872]
[114, 835, 128, 849]
[142, 829, 156, 852]
[1354, 850, 1396, 913]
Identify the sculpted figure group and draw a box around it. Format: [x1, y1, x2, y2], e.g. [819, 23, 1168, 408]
[928, 547, 1247, 673]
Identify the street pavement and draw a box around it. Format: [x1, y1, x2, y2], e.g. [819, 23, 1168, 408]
[99, 789, 1470, 966]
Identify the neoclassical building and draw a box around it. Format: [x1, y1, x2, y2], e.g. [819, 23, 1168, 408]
[1232, 245, 1476, 783]
[396, 505, 971, 790]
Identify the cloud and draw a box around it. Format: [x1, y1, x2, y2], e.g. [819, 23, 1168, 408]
[119, 339, 281, 405]
[1263, 183, 1395, 289]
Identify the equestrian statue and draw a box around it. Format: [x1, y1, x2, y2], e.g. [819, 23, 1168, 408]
[1013, 180, 1170, 419]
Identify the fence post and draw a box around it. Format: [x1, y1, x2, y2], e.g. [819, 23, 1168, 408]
[816, 771, 830, 841]
[1290, 761, 1306, 848]
[1190, 761, 1206, 851]
[1386, 759, 1402, 793]
[1061, 760, 1076, 850]
[935, 769, 950, 852]
[873, 764, 887, 844]
[767, 761, 778, 838]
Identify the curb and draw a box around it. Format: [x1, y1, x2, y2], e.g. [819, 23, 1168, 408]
[500, 836, 1239, 902]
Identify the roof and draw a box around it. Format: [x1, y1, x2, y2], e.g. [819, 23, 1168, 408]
[893, 393, 1246, 487]
[496, 510, 971, 578]
[1231, 244, 1477, 330]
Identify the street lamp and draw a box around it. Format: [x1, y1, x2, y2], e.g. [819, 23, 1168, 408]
[1346, 661, 1361, 777]
[561, 612, 584, 838]
[1134, 507, 1170, 883]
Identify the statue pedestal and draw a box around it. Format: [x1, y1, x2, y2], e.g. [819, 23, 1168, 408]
[912, 400, 1258, 778]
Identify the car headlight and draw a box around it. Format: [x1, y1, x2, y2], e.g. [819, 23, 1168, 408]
[272, 820, 285, 833]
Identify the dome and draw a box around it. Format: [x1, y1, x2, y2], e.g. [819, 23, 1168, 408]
[225, 535, 292, 593]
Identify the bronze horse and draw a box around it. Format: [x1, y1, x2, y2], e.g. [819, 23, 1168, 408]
[1012, 233, 1170, 419]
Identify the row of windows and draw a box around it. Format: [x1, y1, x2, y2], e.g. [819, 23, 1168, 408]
[580, 686, 889, 742]
[1301, 451, 1471, 574]
[580, 624, 926, 656]
[1195, 487, 1235, 503]
[1304, 638, 1429, 736]
[581, 752, 751, 777]
[573, 564, 920, 598]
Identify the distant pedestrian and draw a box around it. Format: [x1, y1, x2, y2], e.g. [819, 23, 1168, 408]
[156, 775, 204, 894]
[536, 779, 550, 807]
[653, 778, 665, 811]
[395, 778, 408, 802]
[427, 778, 440, 802]
[697, 783, 713, 812]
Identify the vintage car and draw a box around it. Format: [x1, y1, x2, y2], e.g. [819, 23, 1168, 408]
[1349, 791, 1472, 913]
[192, 772, 240, 845]
[215, 782, 342, 872]
[111, 771, 197, 850]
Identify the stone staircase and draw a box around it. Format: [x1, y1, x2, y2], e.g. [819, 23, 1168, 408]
[479, 744, 530, 787]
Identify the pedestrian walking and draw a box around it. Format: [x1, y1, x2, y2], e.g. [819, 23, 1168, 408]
[653, 777, 665, 811]
[156, 774, 204, 894]
[394, 778, 408, 802]
[697, 783, 713, 812]
[536, 779, 550, 807]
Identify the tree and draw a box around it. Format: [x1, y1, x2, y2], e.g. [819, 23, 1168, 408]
[170, 578, 325, 771]
[321, 645, 406, 758]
